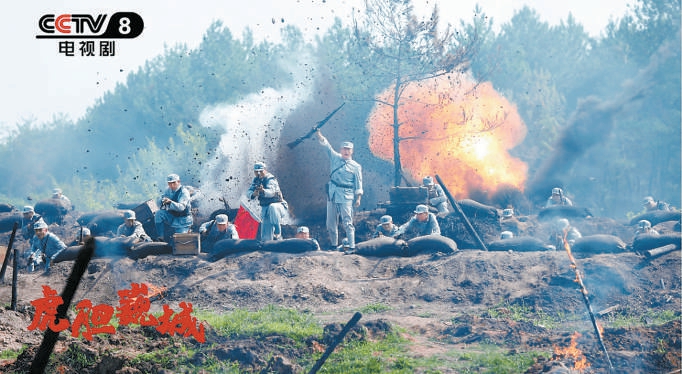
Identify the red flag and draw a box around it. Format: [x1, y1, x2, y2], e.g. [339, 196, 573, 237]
[234, 204, 260, 240]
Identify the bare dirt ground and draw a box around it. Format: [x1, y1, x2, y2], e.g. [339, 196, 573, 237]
[0, 210, 680, 373]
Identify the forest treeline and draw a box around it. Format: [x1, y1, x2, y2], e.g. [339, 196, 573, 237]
[0, 0, 679, 219]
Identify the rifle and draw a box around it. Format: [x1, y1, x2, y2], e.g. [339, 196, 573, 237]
[287, 103, 345, 149]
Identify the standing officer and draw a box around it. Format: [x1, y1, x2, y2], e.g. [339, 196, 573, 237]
[154, 173, 193, 242]
[247, 162, 288, 241]
[316, 130, 363, 250]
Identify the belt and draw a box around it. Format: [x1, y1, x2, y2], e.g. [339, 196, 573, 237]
[330, 180, 353, 189]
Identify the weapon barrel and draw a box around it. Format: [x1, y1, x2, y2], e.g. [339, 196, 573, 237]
[435, 175, 488, 251]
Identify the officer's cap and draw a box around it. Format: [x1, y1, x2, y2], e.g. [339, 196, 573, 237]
[215, 214, 229, 224]
[380, 215, 393, 224]
[253, 162, 266, 171]
[166, 174, 180, 183]
[124, 210, 136, 220]
[341, 141, 354, 149]
[22, 205, 34, 214]
[297, 226, 310, 233]
[422, 176, 434, 186]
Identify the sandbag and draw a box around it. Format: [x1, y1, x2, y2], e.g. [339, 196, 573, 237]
[487, 237, 550, 252]
[406, 234, 458, 256]
[86, 211, 125, 236]
[456, 199, 498, 220]
[629, 210, 681, 227]
[349, 237, 409, 257]
[261, 238, 319, 253]
[631, 232, 682, 254]
[538, 205, 593, 221]
[570, 234, 627, 257]
[34, 199, 71, 224]
[0, 203, 14, 213]
[208, 239, 261, 261]
[53, 237, 130, 263]
[52, 245, 83, 263]
[0, 213, 22, 233]
[128, 242, 173, 260]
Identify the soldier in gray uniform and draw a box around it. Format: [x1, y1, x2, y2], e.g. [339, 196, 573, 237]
[199, 214, 239, 251]
[247, 162, 288, 241]
[374, 215, 399, 238]
[117, 210, 152, 244]
[27, 219, 67, 272]
[154, 173, 193, 241]
[642, 196, 671, 212]
[422, 176, 449, 214]
[21, 205, 42, 240]
[545, 187, 573, 207]
[316, 130, 363, 249]
[395, 204, 441, 239]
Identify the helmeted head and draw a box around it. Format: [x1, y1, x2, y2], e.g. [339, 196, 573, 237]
[422, 176, 434, 186]
[501, 208, 514, 218]
[500, 231, 514, 239]
[33, 219, 48, 238]
[52, 188, 63, 198]
[124, 210, 136, 221]
[34, 219, 48, 230]
[253, 162, 267, 177]
[166, 174, 181, 191]
[215, 214, 229, 225]
[81, 227, 91, 237]
[380, 215, 393, 225]
[414, 204, 429, 221]
[551, 187, 563, 196]
[295, 226, 310, 238]
[22, 205, 35, 216]
[637, 220, 652, 229]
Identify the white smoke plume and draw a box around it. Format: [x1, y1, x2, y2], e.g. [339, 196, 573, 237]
[197, 61, 313, 217]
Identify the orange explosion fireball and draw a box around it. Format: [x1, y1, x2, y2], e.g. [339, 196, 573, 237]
[367, 73, 528, 198]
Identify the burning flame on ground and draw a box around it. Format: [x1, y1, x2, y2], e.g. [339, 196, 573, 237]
[554, 332, 591, 371]
[367, 73, 528, 198]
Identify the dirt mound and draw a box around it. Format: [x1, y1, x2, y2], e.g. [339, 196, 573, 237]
[0, 205, 680, 372]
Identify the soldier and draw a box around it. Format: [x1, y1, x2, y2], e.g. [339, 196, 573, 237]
[373, 215, 399, 238]
[395, 204, 441, 239]
[21, 205, 42, 240]
[52, 188, 73, 210]
[294, 226, 320, 250]
[27, 219, 67, 273]
[422, 176, 449, 214]
[634, 219, 659, 236]
[642, 196, 670, 212]
[154, 173, 193, 242]
[199, 214, 239, 251]
[117, 210, 152, 244]
[247, 162, 288, 241]
[315, 130, 363, 250]
[550, 218, 581, 248]
[545, 187, 573, 207]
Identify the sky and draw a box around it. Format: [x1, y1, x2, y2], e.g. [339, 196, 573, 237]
[0, 0, 634, 139]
